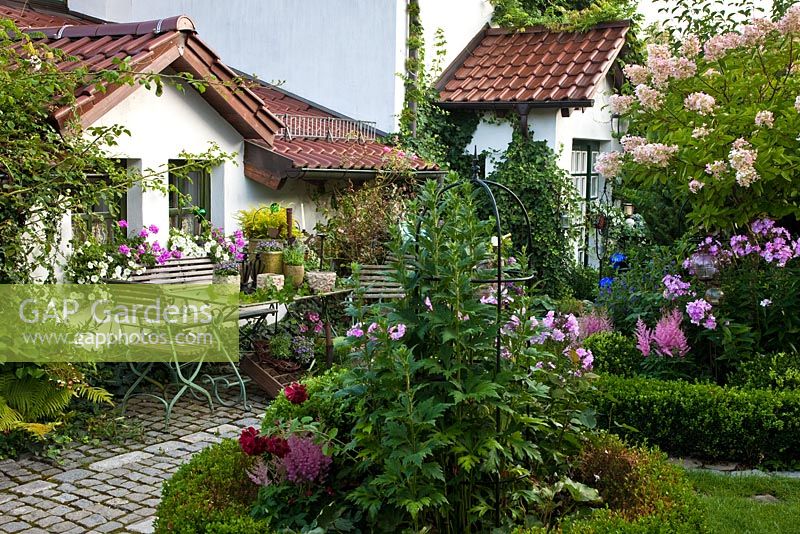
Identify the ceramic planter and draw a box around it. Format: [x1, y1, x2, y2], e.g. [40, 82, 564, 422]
[260, 251, 283, 274]
[257, 273, 284, 291]
[212, 274, 241, 287]
[283, 264, 305, 288]
[306, 270, 337, 294]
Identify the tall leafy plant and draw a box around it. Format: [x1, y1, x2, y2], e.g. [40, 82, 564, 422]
[342, 180, 598, 531]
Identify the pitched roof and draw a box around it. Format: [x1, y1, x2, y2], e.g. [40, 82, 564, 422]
[437, 21, 630, 108]
[0, 0, 96, 28]
[2, 5, 282, 146]
[250, 84, 439, 174]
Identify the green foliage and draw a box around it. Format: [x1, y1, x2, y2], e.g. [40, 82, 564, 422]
[236, 205, 291, 239]
[615, 16, 800, 231]
[154, 439, 269, 534]
[490, 0, 637, 31]
[0, 364, 111, 438]
[727, 352, 800, 389]
[595, 375, 800, 466]
[583, 332, 640, 377]
[282, 243, 306, 266]
[267, 333, 292, 360]
[261, 367, 355, 431]
[317, 179, 411, 265]
[339, 180, 598, 530]
[518, 434, 704, 533]
[484, 133, 580, 298]
[569, 266, 599, 301]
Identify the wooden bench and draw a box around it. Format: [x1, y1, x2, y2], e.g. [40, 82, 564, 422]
[358, 254, 415, 301]
[128, 256, 216, 284]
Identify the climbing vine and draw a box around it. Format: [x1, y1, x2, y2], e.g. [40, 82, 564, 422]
[482, 133, 581, 298]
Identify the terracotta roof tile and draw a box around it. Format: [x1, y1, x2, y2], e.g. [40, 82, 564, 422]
[251, 85, 438, 173]
[437, 21, 629, 106]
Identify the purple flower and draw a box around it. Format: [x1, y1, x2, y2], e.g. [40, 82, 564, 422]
[282, 436, 332, 484]
[542, 311, 556, 329]
[578, 311, 613, 340]
[576, 348, 594, 370]
[346, 324, 364, 338]
[171, 249, 182, 259]
[760, 299, 772, 307]
[117, 219, 128, 229]
[424, 296, 433, 311]
[551, 328, 565, 342]
[703, 314, 717, 330]
[662, 274, 692, 300]
[138, 228, 149, 238]
[148, 224, 159, 234]
[388, 323, 406, 340]
[686, 299, 712, 325]
[118, 244, 131, 256]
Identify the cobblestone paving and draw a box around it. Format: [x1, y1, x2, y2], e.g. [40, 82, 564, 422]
[0, 388, 268, 534]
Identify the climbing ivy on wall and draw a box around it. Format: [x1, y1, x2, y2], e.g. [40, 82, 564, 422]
[398, 1, 479, 176]
[482, 133, 581, 298]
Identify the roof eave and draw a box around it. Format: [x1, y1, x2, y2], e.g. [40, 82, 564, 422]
[437, 99, 594, 110]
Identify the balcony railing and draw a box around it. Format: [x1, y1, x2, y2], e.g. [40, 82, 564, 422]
[278, 114, 377, 142]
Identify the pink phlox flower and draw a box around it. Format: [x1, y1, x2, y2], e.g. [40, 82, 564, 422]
[388, 323, 406, 340]
[652, 309, 690, 357]
[313, 322, 324, 334]
[346, 323, 364, 338]
[576, 347, 594, 370]
[760, 299, 772, 307]
[564, 314, 580, 339]
[117, 219, 128, 229]
[457, 311, 470, 321]
[686, 299, 712, 326]
[703, 314, 717, 330]
[307, 312, 320, 323]
[424, 296, 433, 311]
[662, 274, 692, 300]
[542, 311, 556, 329]
[118, 244, 131, 256]
[299, 324, 309, 334]
[148, 224, 159, 234]
[551, 328, 565, 342]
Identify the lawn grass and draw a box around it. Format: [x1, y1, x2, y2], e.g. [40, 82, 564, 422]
[687, 470, 800, 534]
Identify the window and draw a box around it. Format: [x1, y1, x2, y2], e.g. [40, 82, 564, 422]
[570, 142, 605, 267]
[169, 162, 211, 236]
[74, 163, 127, 245]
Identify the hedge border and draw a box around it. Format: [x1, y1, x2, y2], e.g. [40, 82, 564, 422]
[594, 375, 800, 465]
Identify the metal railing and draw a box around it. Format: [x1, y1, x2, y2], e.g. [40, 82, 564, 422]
[278, 114, 377, 142]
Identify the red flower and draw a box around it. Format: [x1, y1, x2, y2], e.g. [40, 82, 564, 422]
[265, 436, 290, 458]
[284, 382, 308, 404]
[239, 426, 268, 456]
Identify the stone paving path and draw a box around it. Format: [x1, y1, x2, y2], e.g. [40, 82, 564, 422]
[0, 388, 268, 534]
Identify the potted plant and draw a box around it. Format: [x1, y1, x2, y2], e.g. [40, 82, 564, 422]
[212, 261, 240, 286]
[255, 239, 284, 274]
[282, 243, 306, 287]
[237, 204, 290, 253]
[251, 332, 300, 373]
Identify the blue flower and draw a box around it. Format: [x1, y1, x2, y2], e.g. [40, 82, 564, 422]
[610, 252, 626, 267]
[599, 277, 614, 288]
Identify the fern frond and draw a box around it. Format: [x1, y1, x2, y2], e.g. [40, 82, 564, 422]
[72, 383, 113, 405]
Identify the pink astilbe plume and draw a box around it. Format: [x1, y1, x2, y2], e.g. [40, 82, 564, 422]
[578, 310, 614, 341]
[651, 309, 690, 358]
[635, 318, 652, 357]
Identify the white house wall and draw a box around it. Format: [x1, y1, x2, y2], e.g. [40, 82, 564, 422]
[87, 82, 316, 242]
[419, 0, 493, 74]
[70, 0, 495, 135]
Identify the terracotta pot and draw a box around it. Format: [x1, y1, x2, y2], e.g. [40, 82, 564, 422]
[257, 273, 284, 291]
[306, 270, 337, 294]
[260, 251, 283, 274]
[212, 274, 241, 287]
[283, 264, 305, 288]
[266, 227, 281, 238]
